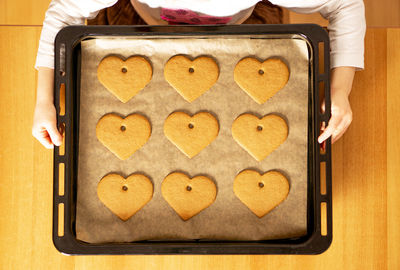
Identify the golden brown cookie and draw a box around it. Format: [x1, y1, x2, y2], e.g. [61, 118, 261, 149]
[96, 113, 151, 160]
[161, 172, 217, 221]
[97, 173, 153, 221]
[164, 55, 219, 102]
[234, 57, 289, 104]
[97, 55, 152, 103]
[232, 113, 288, 161]
[164, 111, 219, 158]
[233, 170, 289, 218]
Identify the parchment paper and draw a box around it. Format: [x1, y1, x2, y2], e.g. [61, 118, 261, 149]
[76, 36, 309, 243]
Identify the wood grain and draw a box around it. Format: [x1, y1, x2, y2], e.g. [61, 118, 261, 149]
[0, 26, 74, 270]
[287, 0, 400, 27]
[0, 0, 50, 25]
[364, 1, 400, 27]
[0, 26, 399, 270]
[336, 28, 387, 269]
[288, 12, 328, 27]
[387, 28, 400, 270]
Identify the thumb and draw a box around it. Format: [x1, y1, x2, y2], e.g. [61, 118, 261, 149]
[45, 122, 63, 146]
[318, 114, 341, 144]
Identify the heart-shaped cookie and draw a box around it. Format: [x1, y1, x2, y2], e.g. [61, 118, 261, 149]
[164, 112, 219, 158]
[164, 55, 219, 102]
[97, 55, 152, 103]
[234, 57, 289, 104]
[234, 170, 289, 218]
[97, 173, 153, 221]
[232, 113, 288, 161]
[161, 172, 217, 221]
[96, 113, 151, 160]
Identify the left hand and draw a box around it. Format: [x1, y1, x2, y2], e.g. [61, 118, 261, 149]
[318, 66, 356, 144]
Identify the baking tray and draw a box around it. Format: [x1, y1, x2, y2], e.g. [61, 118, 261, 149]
[53, 24, 332, 255]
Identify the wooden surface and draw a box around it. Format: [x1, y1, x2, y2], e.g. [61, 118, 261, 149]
[386, 28, 400, 270]
[0, 1, 49, 25]
[288, 0, 400, 27]
[0, 27, 399, 269]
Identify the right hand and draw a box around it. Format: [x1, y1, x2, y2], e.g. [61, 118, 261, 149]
[32, 101, 63, 149]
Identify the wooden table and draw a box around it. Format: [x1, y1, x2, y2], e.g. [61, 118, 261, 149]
[0, 28, 399, 270]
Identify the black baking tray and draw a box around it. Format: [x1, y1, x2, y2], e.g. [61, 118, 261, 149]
[53, 24, 332, 255]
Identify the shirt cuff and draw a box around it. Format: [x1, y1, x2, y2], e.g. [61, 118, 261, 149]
[35, 54, 54, 70]
[330, 51, 364, 70]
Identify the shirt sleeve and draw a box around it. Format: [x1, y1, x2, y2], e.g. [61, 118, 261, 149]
[35, 0, 118, 69]
[280, 0, 366, 70]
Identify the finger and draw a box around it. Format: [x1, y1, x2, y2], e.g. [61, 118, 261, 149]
[318, 115, 342, 144]
[41, 135, 55, 149]
[332, 125, 347, 144]
[332, 119, 351, 143]
[331, 114, 352, 143]
[33, 129, 54, 149]
[45, 122, 63, 146]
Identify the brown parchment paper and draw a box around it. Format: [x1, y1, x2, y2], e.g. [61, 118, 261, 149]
[76, 36, 309, 243]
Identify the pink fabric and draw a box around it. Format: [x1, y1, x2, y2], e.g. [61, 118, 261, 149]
[160, 8, 232, 25]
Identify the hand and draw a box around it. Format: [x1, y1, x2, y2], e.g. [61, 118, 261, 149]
[318, 67, 355, 144]
[32, 101, 63, 149]
[32, 67, 62, 149]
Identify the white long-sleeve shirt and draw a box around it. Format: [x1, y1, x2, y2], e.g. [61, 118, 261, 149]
[35, 0, 366, 70]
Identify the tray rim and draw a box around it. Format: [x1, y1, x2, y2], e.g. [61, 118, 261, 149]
[53, 24, 332, 255]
